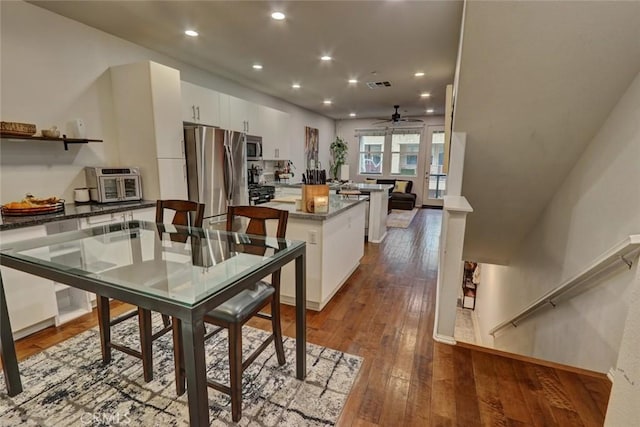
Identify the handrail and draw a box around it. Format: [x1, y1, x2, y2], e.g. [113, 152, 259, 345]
[489, 234, 640, 336]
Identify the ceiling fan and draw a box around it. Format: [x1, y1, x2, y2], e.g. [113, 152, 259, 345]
[372, 105, 424, 126]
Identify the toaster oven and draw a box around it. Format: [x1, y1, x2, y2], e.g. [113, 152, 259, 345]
[85, 167, 142, 203]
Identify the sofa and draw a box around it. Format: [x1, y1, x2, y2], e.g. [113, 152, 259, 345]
[373, 179, 417, 210]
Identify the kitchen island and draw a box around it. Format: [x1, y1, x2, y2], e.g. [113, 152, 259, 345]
[263, 195, 366, 310]
[340, 183, 393, 243]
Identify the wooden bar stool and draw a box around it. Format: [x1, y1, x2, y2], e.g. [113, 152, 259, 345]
[96, 200, 204, 382]
[173, 205, 288, 421]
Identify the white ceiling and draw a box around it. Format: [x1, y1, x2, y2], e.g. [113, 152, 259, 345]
[28, 0, 463, 120]
[455, 1, 640, 264]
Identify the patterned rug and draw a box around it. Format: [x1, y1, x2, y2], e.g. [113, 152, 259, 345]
[0, 315, 362, 426]
[386, 208, 419, 228]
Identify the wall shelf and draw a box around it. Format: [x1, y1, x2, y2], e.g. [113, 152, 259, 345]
[0, 133, 103, 150]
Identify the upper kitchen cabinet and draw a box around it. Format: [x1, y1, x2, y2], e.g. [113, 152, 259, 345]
[111, 61, 184, 159]
[259, 106, 290, 160]
[181, 81, 220, 127]
[219, 93, 258, 133]
[110, 61, 187, 200]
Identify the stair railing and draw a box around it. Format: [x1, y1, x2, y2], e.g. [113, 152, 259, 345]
[489, 234, 640, 336]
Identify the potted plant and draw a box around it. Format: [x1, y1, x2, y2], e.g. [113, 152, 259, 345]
[329, 136, 348, 181]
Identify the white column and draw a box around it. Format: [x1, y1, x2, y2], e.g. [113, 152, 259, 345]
[367, 190, 389, 244]
[434, 195, 473, 343]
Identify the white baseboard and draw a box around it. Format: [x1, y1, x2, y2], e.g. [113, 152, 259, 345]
[368, 231, 387, 244]
[280, 262, 360, 311]
[433, 333, 457, 345]
[607, 367, 616, 383]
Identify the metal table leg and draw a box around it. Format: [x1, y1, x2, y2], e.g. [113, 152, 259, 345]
[295, 251, 307, 380]
[181, 317, 208, 426]
[0, 271, 22, 396]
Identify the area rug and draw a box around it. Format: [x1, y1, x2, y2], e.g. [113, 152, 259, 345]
[386, 208, 419, 228]
[0, 315, 362, 426]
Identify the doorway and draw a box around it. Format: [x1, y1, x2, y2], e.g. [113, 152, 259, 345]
[422, 126, 447, 207]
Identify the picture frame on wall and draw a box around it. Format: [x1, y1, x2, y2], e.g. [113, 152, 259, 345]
[305, 126, 319, 168]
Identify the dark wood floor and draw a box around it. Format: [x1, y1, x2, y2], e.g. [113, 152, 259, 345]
[10, 209, 611, 426]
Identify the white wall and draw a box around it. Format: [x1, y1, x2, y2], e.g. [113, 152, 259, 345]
[474, 70, 640, 373]
[335, 116, 444, 206]
[0, 1, 334, 204]
[605, 264, 640, 426]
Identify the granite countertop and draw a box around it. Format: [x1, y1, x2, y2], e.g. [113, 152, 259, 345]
[273, 182, 342, 191]
[263, 194, 367, 221]
[0, 200, 156, 231]
[340, 183, 394, 192]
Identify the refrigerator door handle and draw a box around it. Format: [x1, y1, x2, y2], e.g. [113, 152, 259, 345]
[226, 143, 235, 201]
[222, 131, 233, 203]
[198, 126, 206, 203]
[228, 137, 236, 201]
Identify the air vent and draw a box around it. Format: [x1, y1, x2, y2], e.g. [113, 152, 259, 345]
[366, 81, 392, 89]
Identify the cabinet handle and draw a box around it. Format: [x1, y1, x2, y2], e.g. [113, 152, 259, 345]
[275, 148, 279, 158]
[192, 105, 196, 120]
[196, 106, 200, 121]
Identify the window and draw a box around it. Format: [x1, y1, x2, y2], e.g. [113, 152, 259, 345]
[356, 128, 423, 176]
[390, 132, 420, 176]
[358, 134, 384, 174]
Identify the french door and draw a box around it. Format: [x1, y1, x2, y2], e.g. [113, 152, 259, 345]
[422, 126, 447, 207]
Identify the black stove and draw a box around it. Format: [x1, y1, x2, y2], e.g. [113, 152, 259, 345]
[248, 184, 275, 205]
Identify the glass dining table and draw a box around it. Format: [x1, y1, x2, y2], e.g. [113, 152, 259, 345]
[0, 220, 306, 426]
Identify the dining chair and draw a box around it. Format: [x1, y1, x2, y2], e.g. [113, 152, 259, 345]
[96, 199, 205, 382]
[173, 205, 288, 422]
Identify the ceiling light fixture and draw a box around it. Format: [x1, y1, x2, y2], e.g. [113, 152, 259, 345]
[414, 72, 425, 77]
[421, 92, 431, 98]
[271, 12, 286, 20]
[292, 83, 301, 89]
[321, 55, 332, 61]
[184, 30, 199, 37]
[426, 108, 434, 114]
[252, 64, 263, 70]
[323, 99, 332, 105]
[349, 113, 356, 117]
[348, 79, 358, 84]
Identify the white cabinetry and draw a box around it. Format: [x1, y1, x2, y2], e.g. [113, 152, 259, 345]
[219, 93, 258, 133]
[1, 226, 57, 338]
[259, 106, 290, 160]
[111, 61, 187, 200]
[181, 81, 220, 127]
[131, 207, 157, 222]
[46, 219, 95, 326]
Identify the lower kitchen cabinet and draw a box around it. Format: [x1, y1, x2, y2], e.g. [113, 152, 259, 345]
[1, 207, 156, 338]
[1, 226, 57, 338]
[47, 219, 93, 326]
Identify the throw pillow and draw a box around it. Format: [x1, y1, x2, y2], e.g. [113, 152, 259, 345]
[364, 178, 377, 184]
[393, 181, 408, 193]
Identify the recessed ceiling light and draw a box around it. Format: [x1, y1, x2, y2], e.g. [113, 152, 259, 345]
[323, 99, 332, 105]
[348, 79, 358, 84]
[414, 72, 425, 77]
[184, 30, 199, 37]
[421, 92, 431, 98]
[426, 108, 434, 114]
[292, 83, 301, 89]
[321, 55, 332, 61]
[252, 64, 263, 70]
[349, 112, 356, 117]
[271, 11, 286, 20]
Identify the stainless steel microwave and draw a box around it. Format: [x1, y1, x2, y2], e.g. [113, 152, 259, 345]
[246, 134, 263, 161]
[85, 167, 143, 203]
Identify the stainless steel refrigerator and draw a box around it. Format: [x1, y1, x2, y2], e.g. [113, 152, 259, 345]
[184, 125, 248, 225]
